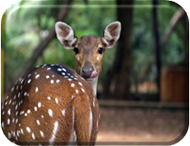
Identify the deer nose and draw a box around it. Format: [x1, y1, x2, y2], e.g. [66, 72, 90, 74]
[82, 66, 94, 79]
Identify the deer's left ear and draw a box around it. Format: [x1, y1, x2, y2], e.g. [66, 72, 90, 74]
[102, 21, 121, 49]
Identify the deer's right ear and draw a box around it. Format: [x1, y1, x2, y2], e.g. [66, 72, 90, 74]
[55, 22, 77, 49]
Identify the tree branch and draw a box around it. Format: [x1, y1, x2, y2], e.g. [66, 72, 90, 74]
[161, 8, 185, 45]
[7, 0, 72, 92]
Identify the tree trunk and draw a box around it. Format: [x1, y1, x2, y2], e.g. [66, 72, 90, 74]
[103, 0, 134, 100]
[114, 0, 134, 100]
[152, 0, 161, 100]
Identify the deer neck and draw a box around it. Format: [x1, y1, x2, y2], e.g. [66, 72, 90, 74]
[86, 76, 98, 95]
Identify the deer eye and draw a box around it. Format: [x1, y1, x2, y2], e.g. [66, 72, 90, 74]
[98, 48, 103, 54]
[73, 47, 79, 54]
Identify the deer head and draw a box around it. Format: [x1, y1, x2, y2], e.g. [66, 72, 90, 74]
[55, 21, 121, 94]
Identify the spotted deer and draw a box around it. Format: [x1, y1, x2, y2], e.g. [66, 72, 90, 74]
[1, 21, 121, 145]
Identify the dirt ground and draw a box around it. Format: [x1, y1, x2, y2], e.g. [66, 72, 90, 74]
[96, 107, 188, 144]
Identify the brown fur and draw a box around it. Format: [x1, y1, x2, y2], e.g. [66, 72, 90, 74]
[1, 65, 99, 145]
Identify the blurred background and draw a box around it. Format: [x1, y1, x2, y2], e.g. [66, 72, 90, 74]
[1, 0, 189, 144]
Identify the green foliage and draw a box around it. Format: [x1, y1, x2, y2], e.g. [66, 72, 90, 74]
[131, 0, 187, 86]
[3, 1, 58, 85]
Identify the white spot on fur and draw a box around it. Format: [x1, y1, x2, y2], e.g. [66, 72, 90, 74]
[71, 95, 75, 99]
[16, 86, 19, 90]
[57, 68, 62, 71]
[35, 74, 40, 79]
[40, 131, 44, 137]
[55, 98, 58, 104]
[71, 83, 75, 87]
[11, 87, 14, 92]
[38, 102, 41, 108]
[8, 132, 11, 139]
[42, 64, 47, 68]
[50, 80, 54, 84]
[8, 109, 11, 115]
[35, 87, 39, 93]
[15, 111, 18, 116]
[62, 68, 66, 72]
[6, 96, 9, 100]
[69, 105, 76, 143]
[93, 98, 95, 107]
[9, 99, 12, 104]
[1, 122, 4, 128]
[32, 133, 35, 140]
[89, 107, 93, 139]
[7, 119, 10, 125]
[81, 88, 85, 92]
[48, 109, 53, 117]
[62, 109, 66, 116]
[12, 131, 16, 137]
[24, 92, 28, 96]
[28, 79, 31, 84]
[17, 131, 20, 137]
[34, 106, 37, 111]
[78, 82, 82, 86]
[46, 75, 50, 79]
[36, 120, 40, 125]
[26, 127, 31, 133]
[27, 110, 31, 114]
[18, 92, 20, 98]
[21, 79, 24, 84]
[49, 121, 59, 144]
[20, 129, 24, 134]
[56, 80, 60, 83]
[20, 111, 24, 115]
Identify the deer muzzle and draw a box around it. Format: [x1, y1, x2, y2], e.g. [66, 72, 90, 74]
[81, 66, 97, 81]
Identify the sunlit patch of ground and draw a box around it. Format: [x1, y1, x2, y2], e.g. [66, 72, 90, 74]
[96, 107, 187, 143]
